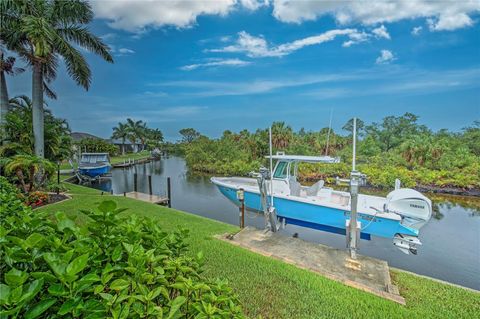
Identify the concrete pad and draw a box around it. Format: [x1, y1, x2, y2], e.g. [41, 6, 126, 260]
[217, 226, 405, 305]
[121, 192, 169, 205]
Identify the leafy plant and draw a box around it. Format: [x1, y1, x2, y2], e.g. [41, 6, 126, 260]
[4, 155, 56, 193]
[23, 191, 49, 208]
[0, 177, 245, 318]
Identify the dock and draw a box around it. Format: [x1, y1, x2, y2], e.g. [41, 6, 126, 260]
[217, 227, 405, 304]
[112, 157, 155, 168]
[121, 191, 169, 205]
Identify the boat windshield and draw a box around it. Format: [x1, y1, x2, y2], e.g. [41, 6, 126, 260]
[273, 161, 289, 179]
[81, 154, 108, 163]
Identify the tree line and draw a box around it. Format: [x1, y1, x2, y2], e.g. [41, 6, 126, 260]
[179, 113, 480, 190]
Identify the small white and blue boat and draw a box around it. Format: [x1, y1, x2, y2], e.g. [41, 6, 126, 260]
[211, 154, 432, 254]
[78, 153, 111, 178]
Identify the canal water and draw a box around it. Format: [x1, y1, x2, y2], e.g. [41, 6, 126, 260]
[93, 156, 480, 290]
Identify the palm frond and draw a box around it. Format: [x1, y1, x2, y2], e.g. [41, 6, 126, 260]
[58, 26, 113, 63]
[9, 94, 31, 108]
[52, 32, 91, 89]
[51, 0, 93, 25]
[43, 81, 57, 99]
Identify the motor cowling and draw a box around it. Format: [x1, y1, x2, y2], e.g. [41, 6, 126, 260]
[385, 188, 432, 230]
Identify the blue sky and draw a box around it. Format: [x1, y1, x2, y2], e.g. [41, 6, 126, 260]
[8, 0, 480, 140]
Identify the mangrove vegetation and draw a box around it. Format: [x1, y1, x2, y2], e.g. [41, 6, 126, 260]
[182, 113, 480, 191]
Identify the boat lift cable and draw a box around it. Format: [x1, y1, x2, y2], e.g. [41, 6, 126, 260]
[360, 208, 381, 231]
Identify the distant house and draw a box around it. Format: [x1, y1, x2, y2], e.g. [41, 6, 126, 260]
[108, 138, 143, 153]
[71, 132, 142, 154]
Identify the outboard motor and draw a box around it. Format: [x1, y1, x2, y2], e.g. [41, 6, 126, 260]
[385, 188, 432, 230]
[385, 188, 432, 255]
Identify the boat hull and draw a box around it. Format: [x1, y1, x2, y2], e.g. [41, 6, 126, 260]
[79, 165, 110, 177]
[216, 184, 418, 239]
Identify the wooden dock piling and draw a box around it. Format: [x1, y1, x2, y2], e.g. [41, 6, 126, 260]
[134, 173, 138, 192]
[167, 177, 171, 208]
[148, 175, 153, 195]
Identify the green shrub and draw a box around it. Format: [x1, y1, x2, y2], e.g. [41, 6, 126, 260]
[76, 138, 117, 156]
[0, 177, 244, 318]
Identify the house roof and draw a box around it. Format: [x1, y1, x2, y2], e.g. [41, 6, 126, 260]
[71, 132, 103, 142]
[109, 138, 141, 145]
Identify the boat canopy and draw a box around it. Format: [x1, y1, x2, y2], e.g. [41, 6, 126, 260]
[267, 154, 340, 164]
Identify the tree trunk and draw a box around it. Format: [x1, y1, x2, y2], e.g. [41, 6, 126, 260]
[15, 169, 28, 193]
[32, 62, 44, 158]
[122, 138, 125, 155]
[0, 53, 9, 145]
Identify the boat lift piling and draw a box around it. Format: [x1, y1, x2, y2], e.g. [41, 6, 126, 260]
[237, 188, 245, 228]
[348, 118, 360, 260]
[267, 127, 278, 232]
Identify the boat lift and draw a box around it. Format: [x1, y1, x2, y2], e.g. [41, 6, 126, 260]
[257, 118, 365, 259]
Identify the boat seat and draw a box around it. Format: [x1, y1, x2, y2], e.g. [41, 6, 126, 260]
[331, 192, 350, 206]
[289, 176, 302, 197]
[306, 180, 325, 196]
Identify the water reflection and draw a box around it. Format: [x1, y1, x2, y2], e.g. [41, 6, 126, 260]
[92, 156, 480, 290]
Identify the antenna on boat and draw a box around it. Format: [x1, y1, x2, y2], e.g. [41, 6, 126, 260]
[269, 126, 274, 207]
[325, 108, 333, 156]
[352, 117, 357, 171]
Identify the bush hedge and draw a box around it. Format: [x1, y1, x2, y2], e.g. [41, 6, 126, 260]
[0, 177, 244, 318]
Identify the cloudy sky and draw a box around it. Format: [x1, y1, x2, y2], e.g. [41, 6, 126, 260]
[8, 0, 480, 140]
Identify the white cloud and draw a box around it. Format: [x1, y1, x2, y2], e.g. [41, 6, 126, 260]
[376, 49, 396, 64]
[411, 26, 423, 35]
[240, 0, 268, 11]
[155, 67, 480, 98]
[180, 58, 251, 70]
[100, 33, 118, 41]
[156, 72, 362, 96]
[92, 0, 255, 32]
[427, 13, 474, 31]
[372, 25, 390, 39]
[271, 0, 480, 31]
[92, 1, 479, 33]
[118, 48, 135, 54]
[210, 29, 372, 57]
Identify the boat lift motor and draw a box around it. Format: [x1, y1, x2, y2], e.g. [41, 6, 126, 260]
[256, 167, 279, 232]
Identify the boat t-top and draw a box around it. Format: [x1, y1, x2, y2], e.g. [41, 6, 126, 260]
[78, 153, 111, 178]
[212, 134, 432, 255]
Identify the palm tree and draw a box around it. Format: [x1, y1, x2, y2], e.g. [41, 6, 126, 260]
[146, 128, 163, 149]
[271, 122, 293, 149]
[5, 154, 55, 192]
[112, 122, 129, 155]
[1, 0, 113, 158]
[1, 95, 71, 161]
[126, 118, 143, 153]
[138, 122, 149, 151]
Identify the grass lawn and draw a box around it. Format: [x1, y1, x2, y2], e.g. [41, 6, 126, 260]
[39, 182, 480, 318]
[59, 150, 151, 169]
